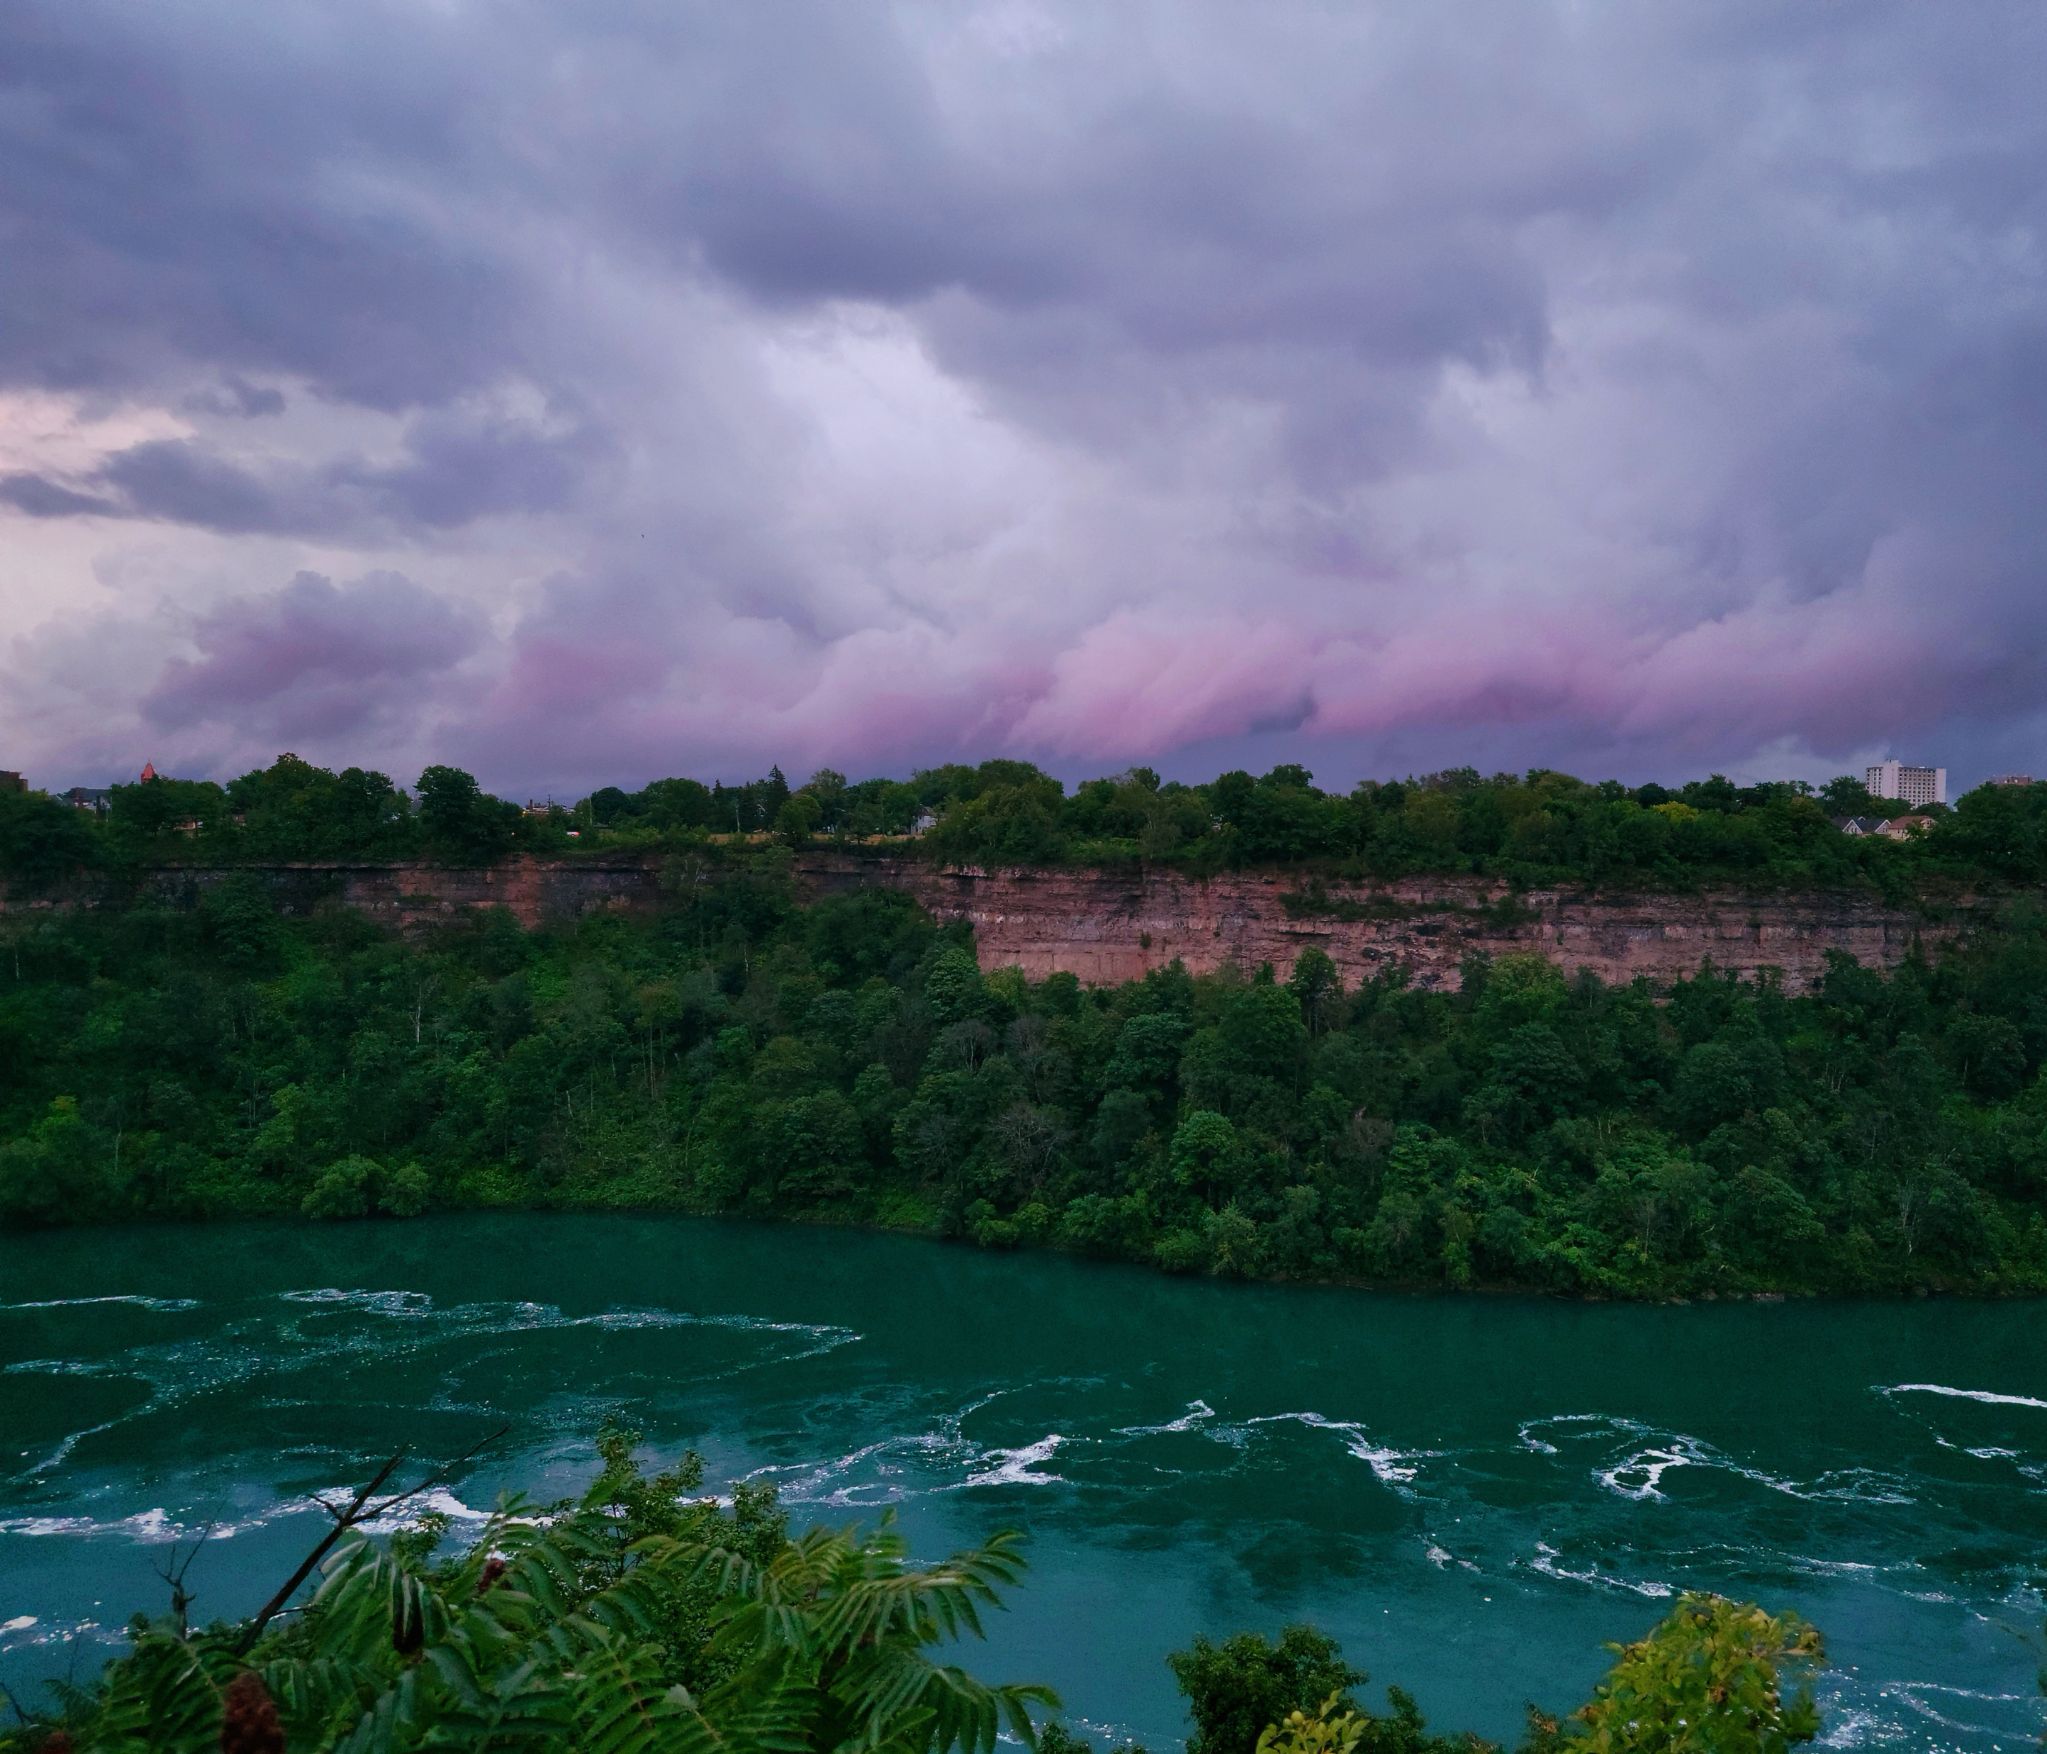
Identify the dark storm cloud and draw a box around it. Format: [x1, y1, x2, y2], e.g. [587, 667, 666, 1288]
[0, 4, 524, 408]
[6, 415, 609, 539]
[98, 441, 310, 537]
[141, 571, 486, 744]
[3, 0, 2046, 793]
[329, 412, 614, 531]
[0, 473, 120, 518]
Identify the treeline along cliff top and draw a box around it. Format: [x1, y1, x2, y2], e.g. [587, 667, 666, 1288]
[7, 831, 2047, 1298]
[8, 751, 2047, 891]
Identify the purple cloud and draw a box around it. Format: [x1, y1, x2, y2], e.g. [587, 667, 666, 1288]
[142, 571, 486, 746]
[0, 472, 120, 518]
[2, 0, 2045, 795]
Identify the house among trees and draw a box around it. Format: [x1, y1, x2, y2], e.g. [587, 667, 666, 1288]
[63, 786, 112, 814]
[1875, 813, 1937, 840]
[1831, 815, 1885, 836]
[0, 770, 25, 794]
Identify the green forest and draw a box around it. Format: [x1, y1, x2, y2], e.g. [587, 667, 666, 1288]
[9, 749, 2047, 890]
[6, 852, 2047, 1298]
[3, 1424, 1842, 1754]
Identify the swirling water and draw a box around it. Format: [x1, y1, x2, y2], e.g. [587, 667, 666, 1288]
[3, 1216, 2044, 1749]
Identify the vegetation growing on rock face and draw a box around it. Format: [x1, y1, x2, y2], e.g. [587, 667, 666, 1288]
[5, 859, 2047, 1299]
[1, 1429, 1846, 1754]
[9, 750, 2047, 891]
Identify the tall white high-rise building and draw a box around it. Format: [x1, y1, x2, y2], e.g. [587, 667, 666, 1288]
[1866, 760, 1946, 807]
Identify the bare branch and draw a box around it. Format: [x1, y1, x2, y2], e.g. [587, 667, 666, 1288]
[362, 1425, 509, 1524]
[234, 1453, 403, 1655]
[233, 1425, 509, 1657]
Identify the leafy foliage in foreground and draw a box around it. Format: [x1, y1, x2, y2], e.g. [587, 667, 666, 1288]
[7, 1429, 1051, 1754]
[1053, 1599, 1829, 1754]
[8, 869, 2047, 1299]
[1571, 1597, 1823, 1754]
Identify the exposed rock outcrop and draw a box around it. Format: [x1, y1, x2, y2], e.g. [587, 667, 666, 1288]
[800, 859, 1972, 992]
[2, 854, 1988, 993]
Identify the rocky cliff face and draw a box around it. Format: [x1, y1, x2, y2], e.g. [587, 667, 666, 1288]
[800, 858, 1970, 992]
[2, 853, 1979, 993]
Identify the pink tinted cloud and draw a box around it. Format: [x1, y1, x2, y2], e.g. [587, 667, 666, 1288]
[1011, 611, 1319, 758]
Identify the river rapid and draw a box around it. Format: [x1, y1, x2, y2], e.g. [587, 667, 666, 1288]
[3, 1216, 2044, 1748]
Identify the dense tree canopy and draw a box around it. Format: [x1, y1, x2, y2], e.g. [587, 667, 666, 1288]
[8, 753, 2047, 892]
[6, 865, 2047, 1299]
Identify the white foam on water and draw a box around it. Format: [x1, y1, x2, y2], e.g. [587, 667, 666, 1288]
[1419, 1536, 1479, 1574]
[1577, 1422, 1913, 1507]
[19, 1411, 146, 1482]
[0, 1616, 104, 1653]
[1598, 1437, 1707, 1501]
[1117, 1399, 1218, 1437]
[1788, 1555, 1885, 1578]
[1888, 1681, 2044, 1741]
[351, 1487, 557, 1534]
[1815, 1700, 1909, 1749]
[1065, 1715, 1148, 1751]
[745, 1428, 974, 1508]
[1882, 1383, 2047, 1412]
[0, 1506, 227, 1543]
[280, 1288, 436, 1316]
[353, 1487, 496, 1532]
[1421, 1540, 1477, 1573]
[7, 1291, 865, 1494]
[1, 1296, 200, 1313]
[3, 1483, 565, 1548]
[742, 1389, 1062, 1507]
[1799, 1468, 1917, 1506]
[1528, 1540, 1674, 1599]
[1519, 1413, 1658, 1459]
[4, 1357, 118, 1376]
[1243, 1411, 1435, 1491]
[274, 1290, 857, 1356]
[960, 1435, 1065, 1489]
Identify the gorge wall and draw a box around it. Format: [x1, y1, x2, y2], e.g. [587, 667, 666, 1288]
[798, 860, 1976, 994]
[8, 854, 1988, 994]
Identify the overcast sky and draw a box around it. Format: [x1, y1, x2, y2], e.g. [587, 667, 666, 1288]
[4, 1, 2044, 798]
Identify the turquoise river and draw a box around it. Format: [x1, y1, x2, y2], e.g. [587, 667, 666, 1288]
[3, 1217, 2044, 1747]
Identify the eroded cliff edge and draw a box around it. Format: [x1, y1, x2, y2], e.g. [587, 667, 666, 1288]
[800, 860, 1972, 993]
[5, 854, 1987, 994]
